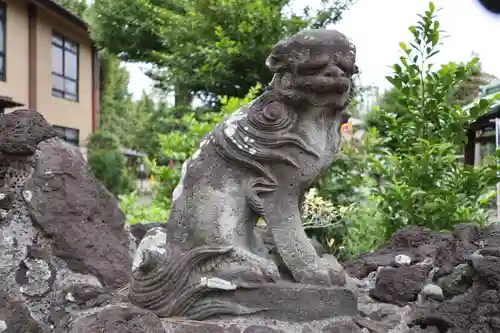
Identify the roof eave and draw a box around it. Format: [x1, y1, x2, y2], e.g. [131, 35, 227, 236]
[34, 0, 88, 31]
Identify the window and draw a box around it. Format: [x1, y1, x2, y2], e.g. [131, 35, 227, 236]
[0, 2, 6, 81]
[53, 125, 79, 146]
[52, 32, 78, 101]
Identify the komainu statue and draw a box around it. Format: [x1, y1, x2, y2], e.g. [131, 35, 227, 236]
[130, 29, 359, 321]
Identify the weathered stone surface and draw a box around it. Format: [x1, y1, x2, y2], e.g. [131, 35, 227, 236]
[436, 263, 473, 298]
[466, 247, 500, 290]
[408, 327, 439, 333]
[419, 284, 443, 302]
[217, 283, 357, 322]
[321, 318, 362, 333]
[130, 241, 358, 321]
[344, 226, 448, 279]
[0, 110, 134, 331]
[410, 289, 500, 332]
[56, 304, 165, 333]
[0, 291, 44, 333]
[409, 246, 500, 332]
[300, 326, 315, 333]
[129, 222, 167, 246]
[130, 28, 359, 322]
[243, 326, 284, 333]
[0, 109, 57, 155]
[433, 223, 483, 278]
[168, 323, 240, 333]
[370, 265, 431, 306]
[23, 138, 132, 288]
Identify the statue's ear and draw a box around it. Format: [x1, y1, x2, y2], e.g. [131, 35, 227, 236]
[265, 53, 288, 73]
[353, 64, 359, 75]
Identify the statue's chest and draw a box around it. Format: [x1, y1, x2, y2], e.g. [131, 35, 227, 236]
[295, 115, 342, 183]
[299, 117, 341, 159]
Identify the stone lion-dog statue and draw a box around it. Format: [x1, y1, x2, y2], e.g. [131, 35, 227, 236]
[130, 28, 359, 319]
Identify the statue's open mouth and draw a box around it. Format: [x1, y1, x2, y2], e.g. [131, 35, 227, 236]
[295, 76, 350, 94]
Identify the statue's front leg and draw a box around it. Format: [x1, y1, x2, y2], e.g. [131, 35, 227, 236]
[261, 192, 346, 286]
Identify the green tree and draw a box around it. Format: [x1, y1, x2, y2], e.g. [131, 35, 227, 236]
[368, 59, 498, 149]
[88, 0, 354, 105]
[98, 51, 138, 148]
[153, 85, 261, 208]
[54, 0, 87, 16]
[130, 91, 157, 153]
[369, 2, 499, 237]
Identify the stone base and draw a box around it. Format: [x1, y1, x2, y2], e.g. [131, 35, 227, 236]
[207, 282, 358, 322]
[59, 303, 362, 333]
[57, 282, 359, 333]
[161, 315, 362, 333]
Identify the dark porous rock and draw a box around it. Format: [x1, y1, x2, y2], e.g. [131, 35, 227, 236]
[437, 263, 474, 298]
[344, 226, 449, 279]
[410, 289, 500, 333]
[409, 246, 500, 333]
[129, 222, 167, 245]
[433, 223, 483, 278]
[243, 325, 285, 333]
[0, 291, 44, 333]
[56, 304, 165, 333]
[321, 318, 362, 333]
[0, 110, 134, 331]
[466, 247, 500, 290]
[0, 109, 57, 155]
[23, 138, 132, 288]
[370, 265, 431, 306]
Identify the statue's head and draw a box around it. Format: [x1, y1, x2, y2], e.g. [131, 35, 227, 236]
[266, 29, 358, 109]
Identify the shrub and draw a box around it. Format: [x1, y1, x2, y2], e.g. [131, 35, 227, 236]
[312, 2, 499, 255]
[87, 131, 135, 196]
[340, 196, 386, 259]
[301, 188, 351, 255]
[153, 85, 261, 208]
[119, 191, 169, 224]
[369, 2, 500, 238]
[316, 127, 384, 207]
[300, 188, 386, 260]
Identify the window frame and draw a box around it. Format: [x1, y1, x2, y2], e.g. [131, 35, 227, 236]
[51, 31, 79, 101]
[53, 125, 80, 147]
[0, 2, 6, 82]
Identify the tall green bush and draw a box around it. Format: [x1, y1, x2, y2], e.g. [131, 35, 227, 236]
[153, 85, 261, 208]
[310, 2, 499, 258]
[316, 127, 384, 207]
[369, 2, 499, 238]
[87, 131, 135, 196]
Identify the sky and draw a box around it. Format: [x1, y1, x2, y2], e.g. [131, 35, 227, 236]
[124, 0, 500, 101]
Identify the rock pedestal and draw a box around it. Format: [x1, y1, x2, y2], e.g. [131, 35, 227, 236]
[0, 110, 134, 332]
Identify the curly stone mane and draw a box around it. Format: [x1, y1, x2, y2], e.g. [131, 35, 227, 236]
[211, 92, 318, 215]
[211, 29, 357, 215]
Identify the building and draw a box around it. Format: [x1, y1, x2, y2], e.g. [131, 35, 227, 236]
[0, 0, 99, 155]
[463, 81, 500, 167]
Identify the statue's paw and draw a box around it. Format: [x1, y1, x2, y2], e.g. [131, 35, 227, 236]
[259, 262, 281, 283]
[292, 258, 346, 287]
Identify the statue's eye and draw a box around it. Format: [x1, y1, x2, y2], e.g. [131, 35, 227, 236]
[337, 60, 356, 76]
